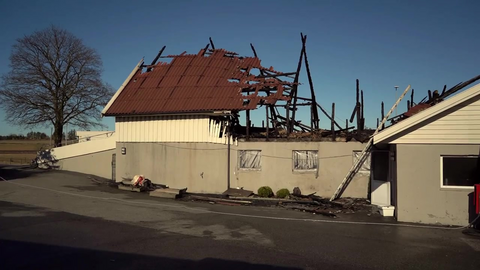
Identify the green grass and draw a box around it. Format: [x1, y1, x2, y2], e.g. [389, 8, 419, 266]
[0, 140, 51, 151]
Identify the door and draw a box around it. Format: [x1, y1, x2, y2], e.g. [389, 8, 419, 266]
[371, 150, 391, 206]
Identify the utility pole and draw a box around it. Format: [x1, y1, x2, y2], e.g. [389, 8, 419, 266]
[66, 123, 68, 146]
[394, 86, 399, 116]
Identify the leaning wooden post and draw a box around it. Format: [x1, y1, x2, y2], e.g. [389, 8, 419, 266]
[356, 79, 360, 130]
[331, 103, 336, 141]
[411, 89, 415, 105]
[246, 110, 250, 141]
[360, 90, 365, 131]
[381, 102, 385, 130]
[265, 106, 269, 141]
[345, 119, 349, 134]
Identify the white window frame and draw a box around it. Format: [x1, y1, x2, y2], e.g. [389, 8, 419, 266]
[440, 155, 477, 190]
[238, 150, 262, 171]
[353, 150, 371, 174]
[292, 150, 318, 172]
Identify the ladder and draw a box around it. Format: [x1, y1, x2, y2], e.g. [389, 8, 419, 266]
[330, 85, 411, 201]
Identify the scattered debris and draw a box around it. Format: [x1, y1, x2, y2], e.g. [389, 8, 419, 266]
[222, 188, 254, 197]
[113, 177, 372, 217]
[116, 175, 186, 199]
[281, 204, 337, 218]
[188, 195, 252, 205]
[31, 149, 58, 169]
[387, 74, 480, 127]
[150, 188, 187, 199]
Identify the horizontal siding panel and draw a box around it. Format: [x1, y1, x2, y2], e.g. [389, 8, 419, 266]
[392, 138, 480, 144]
[447, 110, 479, 116]
[115, 115, 231, 144]
[432, 120, 480, 125]
[394, 134, 480, 140]
[411, 126, 480, 131]
[435, 115, 480, 120]
[401, 132, 480, 138]
[395, 98, 480, 144]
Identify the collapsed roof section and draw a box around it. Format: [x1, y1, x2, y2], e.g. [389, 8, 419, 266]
[104, 47, 296, 115]
[104, 34, 370, 141]
[385, 74, 480, 127]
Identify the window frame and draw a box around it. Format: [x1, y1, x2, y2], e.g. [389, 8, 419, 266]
[237, 150, 262, 171]
[352, 150, 371, 174]
[292, 150, 319, 172]
[440, 155, 478, 190]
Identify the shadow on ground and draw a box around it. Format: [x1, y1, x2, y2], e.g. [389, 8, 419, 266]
[0, 164, 47, 181]
[0, 239, 301, 270]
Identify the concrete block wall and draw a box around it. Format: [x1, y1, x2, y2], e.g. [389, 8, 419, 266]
[116, 141, 369, 198]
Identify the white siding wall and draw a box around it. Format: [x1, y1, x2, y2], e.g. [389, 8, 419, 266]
[115, 115, 234, 144]
[392, 98, 480, 144]
[52, 133, 116, 159]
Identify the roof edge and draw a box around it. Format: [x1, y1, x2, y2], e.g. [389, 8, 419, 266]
[105, 111, 233, 117]
[373, 82, 480, 144]
[101, 58, 144, 116]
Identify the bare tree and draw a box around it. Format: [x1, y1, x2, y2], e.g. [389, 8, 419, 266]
[0, 26, 114, 147]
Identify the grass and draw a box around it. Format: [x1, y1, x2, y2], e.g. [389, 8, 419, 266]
[0, 154, 36, 164]
[0, 140, 51, 165]
[0, 140, 51, 151]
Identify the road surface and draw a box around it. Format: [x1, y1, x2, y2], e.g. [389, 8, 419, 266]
[1, 167, 479, 269]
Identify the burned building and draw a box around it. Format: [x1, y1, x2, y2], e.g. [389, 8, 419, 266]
[100, 35, 372, 197]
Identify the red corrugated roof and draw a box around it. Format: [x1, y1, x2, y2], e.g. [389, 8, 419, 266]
[104, 49, 292, 116]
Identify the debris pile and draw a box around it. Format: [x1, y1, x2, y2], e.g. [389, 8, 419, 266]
[385, 74, 480, 127]
[181, 187, 372, 218]
[114, 179, 373, 218]
[117, 175, 186, 198]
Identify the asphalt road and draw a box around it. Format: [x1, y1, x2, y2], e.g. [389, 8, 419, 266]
[1, 166, 480, 270]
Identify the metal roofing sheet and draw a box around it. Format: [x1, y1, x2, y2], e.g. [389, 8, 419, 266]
[105, 48, 293, 116]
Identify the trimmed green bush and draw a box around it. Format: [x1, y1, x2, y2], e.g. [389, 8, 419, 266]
[276, 188, 290, 198]
[257, 186, 274, 197]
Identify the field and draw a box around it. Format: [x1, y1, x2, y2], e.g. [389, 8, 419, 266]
[0, 140, 51, 164]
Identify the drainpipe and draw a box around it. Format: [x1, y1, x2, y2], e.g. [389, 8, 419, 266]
[227, 123, 231, 190]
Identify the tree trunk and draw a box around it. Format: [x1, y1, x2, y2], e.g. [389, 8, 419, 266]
[53, 121, 63, 147]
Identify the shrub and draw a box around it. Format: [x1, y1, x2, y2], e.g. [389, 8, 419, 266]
[276, 188, 290, 198]
[257, 186, 274, 197]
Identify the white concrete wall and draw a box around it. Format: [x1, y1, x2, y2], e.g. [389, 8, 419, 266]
[233, 141, 369, 198]
[116, 141, 369, 198]
[396, 144, 477, 226]
[116, 142, 229, 193]
[51, 134, 116, 160]
[56, 149, 115, 179]
[50, 134, 116, 179]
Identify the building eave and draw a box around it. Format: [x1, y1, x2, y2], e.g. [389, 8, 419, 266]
[101, 58, 144, 117]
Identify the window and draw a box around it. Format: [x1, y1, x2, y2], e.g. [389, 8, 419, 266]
[238, 150, 261, 170]
[441, 156, 479, 188]
[293, 150, 318, 171]
[353, 150, 371, 174]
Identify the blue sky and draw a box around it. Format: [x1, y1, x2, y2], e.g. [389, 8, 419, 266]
[0, 0, 479, 135]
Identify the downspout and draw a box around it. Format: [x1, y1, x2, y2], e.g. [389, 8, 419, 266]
[227, 121, 231, 190]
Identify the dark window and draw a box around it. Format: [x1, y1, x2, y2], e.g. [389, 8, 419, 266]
[442, 156, 480, 187]
[372, 151, 389, 181]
